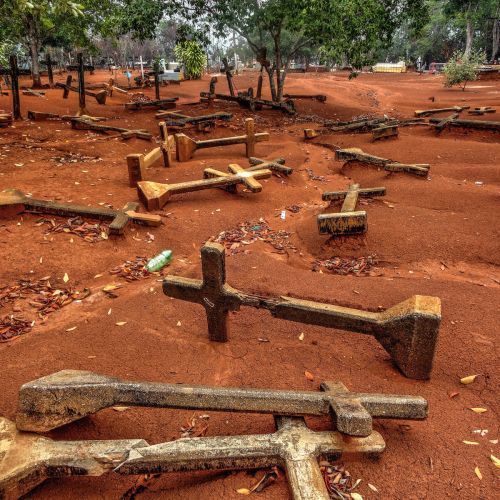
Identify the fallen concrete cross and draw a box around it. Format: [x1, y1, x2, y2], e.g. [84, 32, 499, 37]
[283, 93, 327, 102]
[336, 147, 430, 177]
[70, 117, 152, 140]
[318, 183, 386, 235]
[468, 106, 496, 116]
[414, 105, 469, 117]
[27, 110, 61, 120]
[372, 123, 398, 141]
[137, 164, 272, 210]
[0, 189, 161, 235]
[304, 117, 390, 139]
[56, 75, 107, 105]
[248, 157, 293, 176]
[16, 370, 427, 436]
[125, 97, 178, 110]
[163, 242, 441, 379]
[116, 416, 385, 500]
[428, 117, 500, 131]
[154, 110, 233, 131]
[22, 88, 45, 97]
[0, 416, 147, 500]
[175, 118, 269, 161]
[127, 122, 175, 187]
[432, 112, 459, 132]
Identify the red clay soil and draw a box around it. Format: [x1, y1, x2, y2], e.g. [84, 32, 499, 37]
[0, 69, 499, 499]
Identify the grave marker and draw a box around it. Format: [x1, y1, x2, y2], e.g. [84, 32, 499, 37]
[16, 370, 428, 436]
[248, 157, 293, 176]
[163, 242, 441, 379]
[70, 117, 152, 140]
[9, 55, 21, 120]
[414, 105, 469, 117]
[137, 164, 271, 210]
[155, 110, 233, 130]
[56, 75, 107, 106]
[428, 116, 500, 131]
[0, 416, 147, 500]
[372, 123, 399, 140]
[175, 118, 269, 161]
[0, 189, 161, 235]
[468, 106, 495, 116]
[318, 183, 386, 235]
[125, 97, 178, 111]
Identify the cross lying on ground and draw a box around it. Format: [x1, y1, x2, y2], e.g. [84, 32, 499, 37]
[318, 183, 386, 236]
[56, 75, 107, 105]
[16, 369, 427, 436]
[0, 189, 161, 235]
[467, 106, 496, 116]
[127, 122, 174, 187]
[137, 164, 272, 210]
[428, 116, 500, 131]
[125, 97, 178, 110]
[336, 147, 430, 177]
[163, 242, 441, 379]
[414, 105, 469, 117]
[116, 415, 384, 500]
[175, 118, 269, 161]
[248, 157, 293, 176]
[0, 416, 148, 500]
[154, 110, 233, 131]
[70, 116, 152, 140]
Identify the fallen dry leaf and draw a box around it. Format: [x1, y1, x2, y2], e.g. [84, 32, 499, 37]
[94, 273, 103, 279]
[460, 374, 479, 385]
[65, 326, 77, 332]
[470, 408, 487, 413]
[490, 455, 500, 468]
[63, 273, 69, 283]
[462, 440, 479, 445]
[351, 493, 363, 500]
[368, 483, 378, 492]
[474, 466, 482, 480]
[304, 370, 314, 381]
[298, 332, 304, 341]
[115, 321, 127, 326]
[236, 488, 251, 495]
[112, 406, 130, 412]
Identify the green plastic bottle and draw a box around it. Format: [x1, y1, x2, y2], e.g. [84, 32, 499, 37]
[146, 250, 173, 272]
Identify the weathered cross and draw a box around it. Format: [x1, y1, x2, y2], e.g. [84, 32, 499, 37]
[136, 165, 271, 210]
[164, 242, 441, 379]
[372, 123, 399, 141]
[318, 183, 386, 236]
[175, 118, 269, 162]
[468, 106, 495, 116]
[0, 416, 148, 500]
[124, 97, 178, 111]
[414, 105, 469, 117]
[127, 122, 175, 187]
[116, 415, 385, 500]
[154, 110, 233, 129]
[428, 116, 500, 131]
[336, 147, 430, 177]
[16, 370, 427, 436]
[0, 188, 161, 235]
[56, 74, 107, 106]
[248, 157, 294, 176]
[70, 116, 152, 140]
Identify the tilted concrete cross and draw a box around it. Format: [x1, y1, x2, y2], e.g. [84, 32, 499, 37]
[163, 242, 441, 379]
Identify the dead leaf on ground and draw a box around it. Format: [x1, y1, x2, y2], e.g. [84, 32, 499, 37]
[460, 374, 479, 385]
[236, 489, 251, 495]
[474, 466, 482, 479]
[470, 408, 487, 413]
[115, 321, 127, 326]
[305, 370, 314, 381]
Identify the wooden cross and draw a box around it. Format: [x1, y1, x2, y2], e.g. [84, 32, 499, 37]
[318, 183, 386, 236]
[164, 242, 441, 379]
[117, 415, 384, 500]
[175, 118, 269, 162]
[468, 106, 495, 116]
[127, 122, 174, 187]
[372, 123, 398, 141]
[336, 147, 430, 177]
[70, 117, 152, 140]
[414, 105, 469, 117]
[0, 189, 161, 235]
[17, 369, 428, 436]
[124, 97, 178, 111]
[0, 416, 148, 500]
[136, 164, 271, 210]
[283, 93, 327, 102]
[432, 112, 459, 132]
[154, 110, 233, 130]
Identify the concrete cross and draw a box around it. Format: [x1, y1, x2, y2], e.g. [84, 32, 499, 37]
[318, 183, 386, 236]
[164, 243, 441, 379]
[0, 416, 147, 499]
[115, 416, 385, 500]
[16, 370, 427, 435]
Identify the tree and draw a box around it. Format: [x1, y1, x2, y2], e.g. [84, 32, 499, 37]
[174, 40, 206, 79]
[443, 49, 484, 90]
[120, 0, 428, 101]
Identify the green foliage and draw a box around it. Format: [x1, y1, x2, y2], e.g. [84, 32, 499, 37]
[174, 40, 206, 79]
[443, 50, 484, 90]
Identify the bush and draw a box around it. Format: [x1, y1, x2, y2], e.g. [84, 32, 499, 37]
[444, 51, 484, 91]
[174, 41, 206, 80]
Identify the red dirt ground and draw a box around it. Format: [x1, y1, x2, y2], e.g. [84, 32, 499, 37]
[0, 69, 499, 499]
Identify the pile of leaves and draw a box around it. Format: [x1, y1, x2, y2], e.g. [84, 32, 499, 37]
[180, 413, 210, 438]
[0, 315, 32, 342]
[313, 255, 378, 275]
[129, 92, 152, 103]
[109, 257, 150, 281]
[305, 168, 326, 181]
[50, 152, 102, 166]
[38, 217, 109, 243]
[214, 218, 295, 254]
[320, 463, 361, 499]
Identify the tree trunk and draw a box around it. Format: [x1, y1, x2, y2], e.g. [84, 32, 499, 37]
[264, 65, 277, 101]
[27, 16, 42, 88]
[492, 9, 499, 61]
[464, 18, 474, 56]
[273, 34, 283, 101]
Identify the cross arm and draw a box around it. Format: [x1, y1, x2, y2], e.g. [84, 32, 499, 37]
[322, 187, 386, 201]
